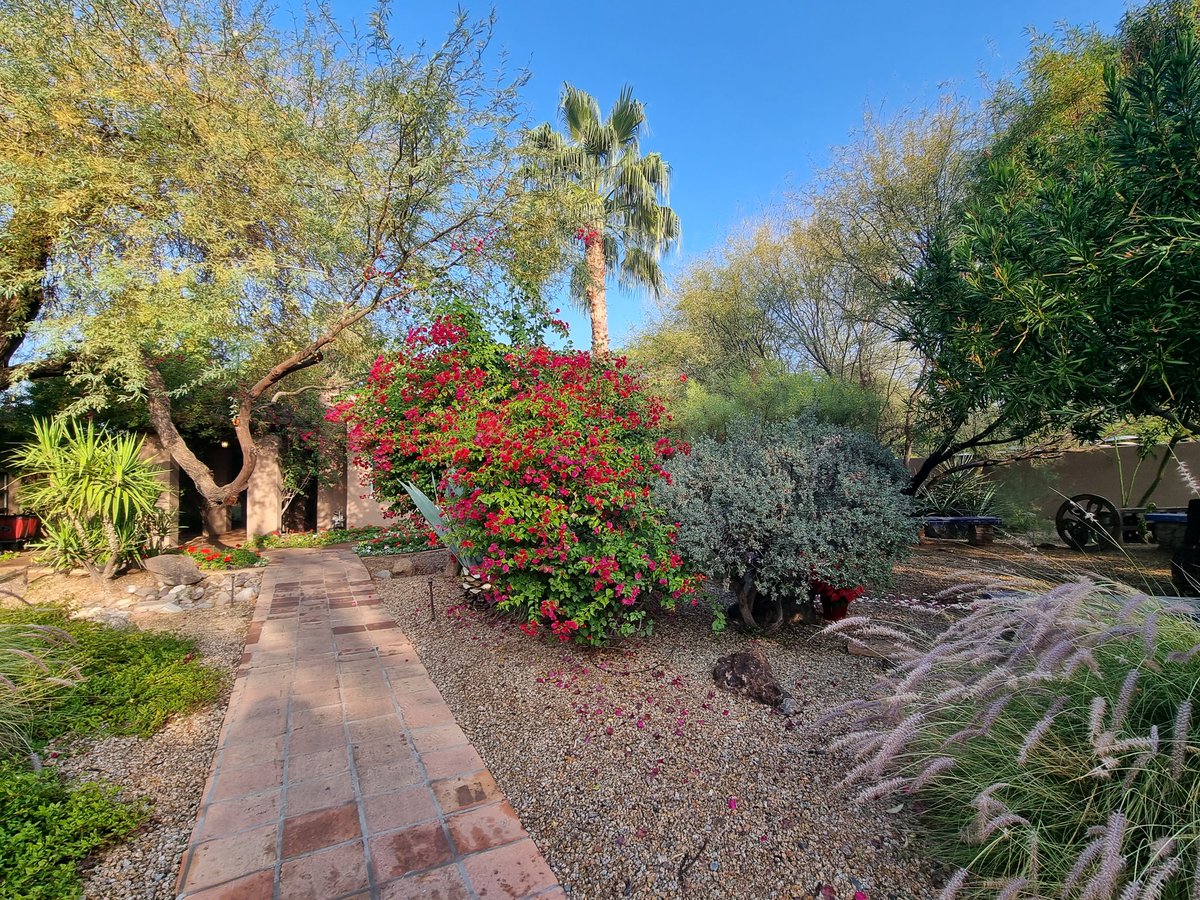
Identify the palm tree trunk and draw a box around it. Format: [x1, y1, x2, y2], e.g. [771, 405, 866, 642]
[584, 236, 609, 355]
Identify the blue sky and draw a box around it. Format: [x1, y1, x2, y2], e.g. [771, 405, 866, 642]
[331, 0, 1131, 346]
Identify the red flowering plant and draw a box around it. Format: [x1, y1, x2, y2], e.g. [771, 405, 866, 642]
[331, 310, 700, 644]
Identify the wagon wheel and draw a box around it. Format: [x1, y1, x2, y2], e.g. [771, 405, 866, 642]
[1056, 493, 1122, 552]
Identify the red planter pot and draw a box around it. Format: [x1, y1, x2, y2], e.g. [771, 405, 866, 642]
[0, 515, 40, 543]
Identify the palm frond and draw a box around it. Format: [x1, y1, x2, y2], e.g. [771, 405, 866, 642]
[607, 84, 645, 147]
[560, 83, 600, 142]
[618, 245, 665, 296]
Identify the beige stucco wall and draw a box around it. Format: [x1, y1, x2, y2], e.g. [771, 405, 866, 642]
[344, 452, 393, 528]
[246, 435, 283, 537]
[141, 434, 180, 547]
[933, 442, 1200, 526]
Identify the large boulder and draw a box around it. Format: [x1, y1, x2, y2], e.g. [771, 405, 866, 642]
[143, 554, 204, 586]
[713, 647, 794, 713]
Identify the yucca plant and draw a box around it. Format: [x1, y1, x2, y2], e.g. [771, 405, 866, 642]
[825, 581, 1200, 898]
[10, 420, 164, 580]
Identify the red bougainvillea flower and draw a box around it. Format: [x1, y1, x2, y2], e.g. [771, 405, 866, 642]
[331, 309, 700, 646]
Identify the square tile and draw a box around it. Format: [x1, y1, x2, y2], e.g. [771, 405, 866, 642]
[358, 759, 425, 797]
[363, 785, 439, 834]
[285, 770, 355, 817]
[292, 704, 344, 730]
[369, 821, 453, 881]
[289, 723, 346, 755]
[431, 771, 501, 814]
[207, 762, 283, 803]
[196, 790, 281, 840]
[180, 823, 277, 892]
[421, 745, 485, 781]
[461, 839, 558, 898]
[220, 736, 285, 769]
[282, 802, 361, 858]
[447, 801, 527, 855]
[287, 746, 350, 783]
[378, 864, 470, 900]
[278, 841, 370, 900]
[179, 867, 274, 899]
[410, 724, 469, 754]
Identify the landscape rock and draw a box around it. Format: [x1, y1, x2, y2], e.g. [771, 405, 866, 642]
[234, 587, 257, 604]
[390, 549, 454, 578]
[373, 569, 392, 580]
[712, 646, 793, 709]
[74, 607, 132, 629]
[144, 555, 204, 586]
[156, 602, 185, 614]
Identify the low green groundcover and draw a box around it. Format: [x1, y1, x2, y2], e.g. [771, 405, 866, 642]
[0, 763, 145, 900]
[0, 607, 223, 898]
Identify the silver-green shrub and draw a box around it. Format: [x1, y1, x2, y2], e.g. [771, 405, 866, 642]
[658, 417, 914, 628]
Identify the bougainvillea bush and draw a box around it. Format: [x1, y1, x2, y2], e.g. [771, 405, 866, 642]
[658, 417, 913, 631]
[827, 583, 1200, 898]
[332, 314, 699, 644]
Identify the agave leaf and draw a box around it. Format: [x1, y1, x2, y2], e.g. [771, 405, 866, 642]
[401, 482, 480, 569]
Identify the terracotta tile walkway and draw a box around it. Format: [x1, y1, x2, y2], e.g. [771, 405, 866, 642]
[176, 548, 562, 900]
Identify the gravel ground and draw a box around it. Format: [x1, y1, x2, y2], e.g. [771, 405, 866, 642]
[44, 601, 251, 900]
[373, 563, 948, 900]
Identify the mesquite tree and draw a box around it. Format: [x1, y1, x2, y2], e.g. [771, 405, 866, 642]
[1, 0, 550, 510]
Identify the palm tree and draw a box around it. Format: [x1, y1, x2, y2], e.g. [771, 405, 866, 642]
[523, 84, 680, 355]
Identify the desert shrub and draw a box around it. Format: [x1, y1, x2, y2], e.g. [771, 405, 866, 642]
[828, 582, 1200, 898]
[333, 313, 699, 644]
[11, 420, 164, 579]
[672, 367, 887, 441]
[0, 762, 145, 900]
[659, 417, 913, 630]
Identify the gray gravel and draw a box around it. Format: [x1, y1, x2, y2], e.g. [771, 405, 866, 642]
[374, 565, 945, 900]
[46, 601, 251, 900]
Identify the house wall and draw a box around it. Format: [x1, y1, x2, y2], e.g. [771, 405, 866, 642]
[246, 435, 283, 537]
[344, 453, 393, 528]
[994, 442, 1200, 520]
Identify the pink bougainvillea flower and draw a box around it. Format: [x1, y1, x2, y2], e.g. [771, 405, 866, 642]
[727, 797, 738, 811]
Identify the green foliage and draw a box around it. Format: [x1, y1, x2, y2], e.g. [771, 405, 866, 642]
[916, 456, 1000, 518]
[0, 606, 219, 899]
[904, 9, 1200, 473]
[353, 528, 432, 557]
[254, 527, 382, 549]
[10, 420, 164, 580]
[522, 84, 680, 352]
[0, 608, 222, 742]
[0, 762, 145, 900]
[181, 546, 266, 571]
[671, 367, 886, 441]
[335, 314, 699, 644]
[659, 418, 914, 609]
[833, 582, 1200, 897]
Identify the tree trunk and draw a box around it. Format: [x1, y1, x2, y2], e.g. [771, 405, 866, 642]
[584, 235, 609, 356]
[139, 284, 411, 511]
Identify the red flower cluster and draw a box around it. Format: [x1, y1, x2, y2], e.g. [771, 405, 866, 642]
[332, 312, 700, 644]
[573, 227, 600, 247]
